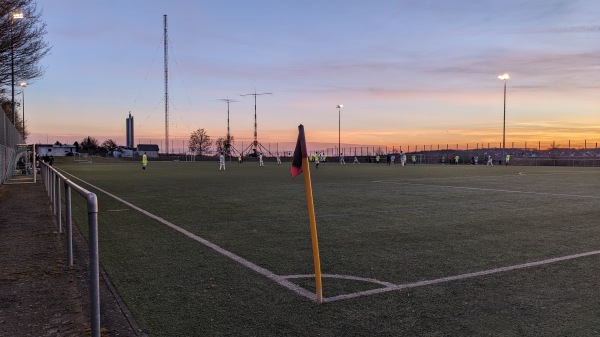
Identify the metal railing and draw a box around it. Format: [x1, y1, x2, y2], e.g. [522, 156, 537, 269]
[40, 162, 100, 337]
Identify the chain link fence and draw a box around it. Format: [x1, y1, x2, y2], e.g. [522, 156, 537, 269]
[1, 111, 25, 184]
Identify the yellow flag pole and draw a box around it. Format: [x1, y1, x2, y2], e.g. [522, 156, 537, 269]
[302, 155, 323, 303]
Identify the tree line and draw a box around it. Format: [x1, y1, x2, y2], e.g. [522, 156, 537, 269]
[55, 128, 231, 156]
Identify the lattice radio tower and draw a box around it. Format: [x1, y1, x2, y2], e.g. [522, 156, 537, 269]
[163, 14, 170, 155]
[218, 98, 239, 155]
[240, 90, 272, 156]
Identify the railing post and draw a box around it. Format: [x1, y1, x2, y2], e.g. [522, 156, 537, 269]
[48, 167, 53, 200]
[87, 193, 101, 337]
[54, 174, 62, 233]
[65, 183, 73, 266]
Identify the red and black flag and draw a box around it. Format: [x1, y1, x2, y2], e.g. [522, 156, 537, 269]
[291, 124, 307, 178]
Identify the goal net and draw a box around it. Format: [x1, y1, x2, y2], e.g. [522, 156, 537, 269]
[74, 153, 93, 163]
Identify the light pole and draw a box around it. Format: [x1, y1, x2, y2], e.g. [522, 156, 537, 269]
[11, 11, 24, 124]
[20, 82, 27, 137]
[337, 104, 343, 157]
[498, 73, 509, 163]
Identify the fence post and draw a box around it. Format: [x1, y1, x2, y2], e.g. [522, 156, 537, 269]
[54, 174, 62, 233]
[65, 183, 73, 267]
[87, 193, 101, 337]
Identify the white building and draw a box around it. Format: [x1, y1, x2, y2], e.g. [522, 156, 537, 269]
[35, 144, 77, 157]
[137, 144, 160, 158]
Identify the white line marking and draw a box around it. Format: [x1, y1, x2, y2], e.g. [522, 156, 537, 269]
[324, 250, 600, 302]
[60, 170, 316, 302]
[284, 274, 397, 287]
[373, 181, 600, 199]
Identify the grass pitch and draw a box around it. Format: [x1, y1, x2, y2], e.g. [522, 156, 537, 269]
[56, 157, 600, 336]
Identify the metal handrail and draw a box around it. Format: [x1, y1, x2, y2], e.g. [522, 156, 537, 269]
[40, 162, 100, 337]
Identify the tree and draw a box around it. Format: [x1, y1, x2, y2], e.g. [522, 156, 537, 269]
[215, 135, 235, 154]
[80, 136, 99, 153]
[188, 128, 212, 156]
[1, 0, 51, 129]
[101, 139, 118, 152]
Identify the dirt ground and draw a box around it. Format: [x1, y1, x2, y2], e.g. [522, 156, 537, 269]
[0, 177, 145, 336]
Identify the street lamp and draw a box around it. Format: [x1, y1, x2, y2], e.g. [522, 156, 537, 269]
[498, 73, 509, 164]
[20, 82, 27, 137]
[11, 11, 24, 124]
[337, 104, 343, 157]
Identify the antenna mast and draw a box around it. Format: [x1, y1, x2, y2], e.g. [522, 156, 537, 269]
[164, 14, 169, 155]
[240, 90, 272, 154]
[219, 98, 239, 155]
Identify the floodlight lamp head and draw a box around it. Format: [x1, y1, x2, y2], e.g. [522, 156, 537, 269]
[337, 104, 343, 108]
[13, 12, 24, 19]
[19, 82, 27, 87]
[498, 73, 510, 81]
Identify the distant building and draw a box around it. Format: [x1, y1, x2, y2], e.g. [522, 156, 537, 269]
[126, 112, 134, 148]
[113, 147, 134, 158]
[35, 144, 77, 157]
[137, 144, 159, 158]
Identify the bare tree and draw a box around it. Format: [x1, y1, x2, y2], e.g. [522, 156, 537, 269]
[101, 139, 118, 152]
[1, 0, 51, 129]
[80, 136, 99, 154]
[215, 135, 235, 154]
[188, 128, 212, 156]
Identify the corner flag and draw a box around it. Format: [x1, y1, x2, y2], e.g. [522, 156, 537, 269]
[291, 125, 307, 178]
[290, 124, 323, 304]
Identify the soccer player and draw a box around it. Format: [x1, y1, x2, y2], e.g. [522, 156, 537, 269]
[339, 153, 345, 165]
[277, 155, 282, 165]
[259, 153, 264, 166]
[353, 156, 359, 164]
[238, 153, 242, 164]
[142, 152, 148, 171]
[219, 153, 226, 170]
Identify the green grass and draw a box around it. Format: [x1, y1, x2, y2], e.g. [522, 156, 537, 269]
[56, 157, 600, 336]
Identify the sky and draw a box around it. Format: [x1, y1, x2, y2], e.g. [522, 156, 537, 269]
[22, 0, 600, 152]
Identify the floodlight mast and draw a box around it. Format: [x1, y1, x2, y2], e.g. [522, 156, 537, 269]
[11, 11, 24, 124]
[498, 73, 509, 164]
[337, 104, 343, 157]
[20, 82, 27, 137]
[240, 90, 272, 155]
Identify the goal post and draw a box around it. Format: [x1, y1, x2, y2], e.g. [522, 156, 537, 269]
[74, 153, 93, 164]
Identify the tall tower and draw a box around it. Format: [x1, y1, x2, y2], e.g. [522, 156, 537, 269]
[164, 14, 169, 155]
[126, 112, 134, 148]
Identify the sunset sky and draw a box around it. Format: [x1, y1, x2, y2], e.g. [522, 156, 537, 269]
[22, 0, 600, 152]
